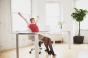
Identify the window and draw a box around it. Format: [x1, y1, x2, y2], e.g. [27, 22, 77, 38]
[46, 1, 61, 33]
[75, 0, 88, 30]
[11, 0, 31, 32]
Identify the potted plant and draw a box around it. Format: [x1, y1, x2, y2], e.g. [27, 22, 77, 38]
[71, 8, 88, 44]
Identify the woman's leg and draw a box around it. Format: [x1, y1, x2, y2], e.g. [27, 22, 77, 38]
[39, 34, 55, 56]
[42, 37, 56, 56]
[48, 38, 56, 56]
[42, 37, 51, 54]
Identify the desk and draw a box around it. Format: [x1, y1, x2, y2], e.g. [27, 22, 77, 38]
[16, 32, 39, 58]
[16, 31, 71, 58]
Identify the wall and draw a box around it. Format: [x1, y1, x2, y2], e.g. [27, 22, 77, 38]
[0, 0, 12, 51]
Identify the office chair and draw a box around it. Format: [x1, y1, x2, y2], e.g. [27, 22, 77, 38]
[29, 40, 43, 54]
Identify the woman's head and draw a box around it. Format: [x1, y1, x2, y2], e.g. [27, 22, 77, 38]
[30, 18, 35, 23]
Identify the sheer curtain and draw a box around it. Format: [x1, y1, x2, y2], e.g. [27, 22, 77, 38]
[11, 0, 32, 32]
[46, 2, 61, 33]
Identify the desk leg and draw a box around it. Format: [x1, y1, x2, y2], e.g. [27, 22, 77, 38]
[16, 34, 19, 58]
[34, 34, 39, 58]
[68, 31, 71, 49]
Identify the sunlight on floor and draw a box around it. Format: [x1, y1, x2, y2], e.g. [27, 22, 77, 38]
[0, 44, 88, 58]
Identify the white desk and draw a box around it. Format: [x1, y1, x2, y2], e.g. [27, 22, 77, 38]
[16, 32, 39, 58]
[16, 31, 71, 58]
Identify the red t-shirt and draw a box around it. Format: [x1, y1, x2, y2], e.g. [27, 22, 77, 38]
[28, 23, 39, 32]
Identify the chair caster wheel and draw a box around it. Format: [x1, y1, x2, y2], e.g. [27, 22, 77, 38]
[29, 51, 31, 54]
[39, 52, 41, 54]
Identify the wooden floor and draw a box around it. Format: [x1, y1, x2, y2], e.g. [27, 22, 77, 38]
[0, 44, 88, 58]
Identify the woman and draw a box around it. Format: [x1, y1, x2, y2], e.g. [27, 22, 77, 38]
[18, 12, 56, 56]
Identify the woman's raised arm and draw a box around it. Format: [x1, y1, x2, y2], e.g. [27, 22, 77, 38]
[18, 12, 29, 24]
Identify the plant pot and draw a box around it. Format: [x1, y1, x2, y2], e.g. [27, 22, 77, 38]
[73, 36, 84, 44]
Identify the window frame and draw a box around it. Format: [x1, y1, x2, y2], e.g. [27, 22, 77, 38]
[11, 0, 32, 33]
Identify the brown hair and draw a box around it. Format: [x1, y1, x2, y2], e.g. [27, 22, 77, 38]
[30, 18, 35, 22]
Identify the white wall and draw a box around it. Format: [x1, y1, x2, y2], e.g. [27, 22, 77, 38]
[0, 0, 12, 51]
[0, 0, 75, 51]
